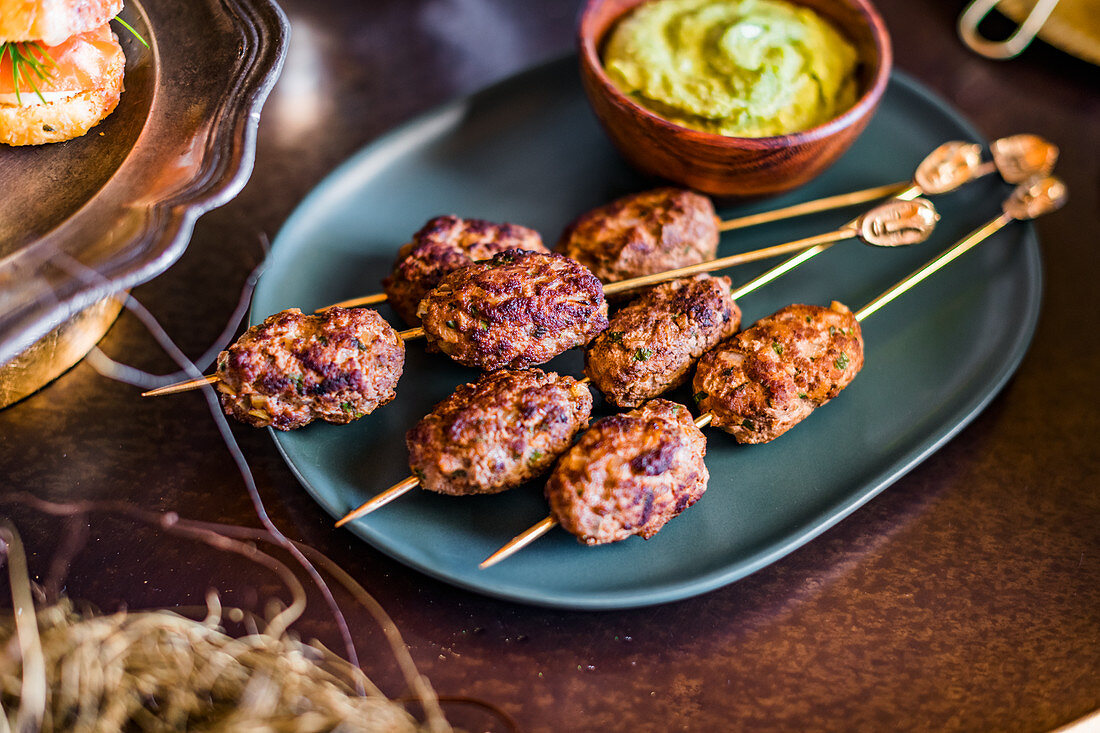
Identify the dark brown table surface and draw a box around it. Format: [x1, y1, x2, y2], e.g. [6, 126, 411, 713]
[2, 1, 1097, 730]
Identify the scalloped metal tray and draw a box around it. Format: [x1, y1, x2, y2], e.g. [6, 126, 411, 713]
[0, 0, 289, 366]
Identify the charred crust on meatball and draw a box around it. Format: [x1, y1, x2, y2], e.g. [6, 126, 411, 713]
[382, 216, 548, 325]
[556, 188, 719, 283]
[418, 249, 609, 371]
[544, 399, 708, 545]
[215, 307, 404, 430]
[694, 301, 863, 444]
[585, 275, 741, 408]
[407, 369, 593, 496]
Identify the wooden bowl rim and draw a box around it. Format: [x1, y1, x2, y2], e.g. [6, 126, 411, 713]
[577, 0, 894, 150]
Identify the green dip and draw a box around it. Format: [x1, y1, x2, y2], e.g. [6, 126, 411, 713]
[602, 0, 860, 137]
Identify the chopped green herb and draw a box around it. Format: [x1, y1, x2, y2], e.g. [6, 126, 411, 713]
[741, 418, 756, 430]
[607, 331, 623, 344]
[798, 392, 807, 399]
[354, 337, 367, 351]
[829, 326, 836, 337]
[446, 320, 457, 329]
[527, 450, 544, 465]
[479, 319, 490, 330]
[835, 353, 850, 370]
[772, 341, 783, 355]
[805, 316, 812, 323]
[693, 390, 708, 403]
[633, 347, 652, 362]
[340, 401, 353, 412]
[290, 374, 304, 393]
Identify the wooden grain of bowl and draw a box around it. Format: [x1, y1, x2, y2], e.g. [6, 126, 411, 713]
[578, 0, 893, 198]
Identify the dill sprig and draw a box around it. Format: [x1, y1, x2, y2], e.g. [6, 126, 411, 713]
[0, 15, 146, 107]
[113, 15, 149, 48]
[1, 41, 56, 105]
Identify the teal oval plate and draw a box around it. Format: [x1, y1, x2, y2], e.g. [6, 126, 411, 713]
[255, 58, 1041, 610]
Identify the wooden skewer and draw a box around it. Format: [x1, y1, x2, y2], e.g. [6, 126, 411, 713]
[323, 197, 934, 320]
[479, 410, 715, 569]
[715, 181, 909, 232]
[479, 174, 1067, 571]
[335, 475, 420, 527]
[319, 292, 388, 311]
[322, 228, 866, 312]
[335, 377, 594, 527]
[146, 188, 936, 401]
[479, 517, 558, 568]
[142, 374, 220, 397]
[601, 229, 859, 296]
[147, 208, 866, 399]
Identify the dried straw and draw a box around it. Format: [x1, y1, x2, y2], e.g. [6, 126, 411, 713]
[0, 520, 433, 732]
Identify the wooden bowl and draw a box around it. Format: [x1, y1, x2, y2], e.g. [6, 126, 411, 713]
[578, 0, 892, 198]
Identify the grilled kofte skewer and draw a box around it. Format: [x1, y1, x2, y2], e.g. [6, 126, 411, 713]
[481, 177, 1066, 567]
[584, 197, 938, 409]
[414, 197, 937, 372]
[697, 176, 1067, 444]
[479, 399, 712, 567]
[214, 307, 405, 431]
[329, 135, 1057, 310]
[145, 198, 935, 410]
[336, 369, 592, 526]
[326, 195, 939, 315]
[578, 136, 1055, 408]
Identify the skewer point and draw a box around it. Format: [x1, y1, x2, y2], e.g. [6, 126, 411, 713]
[335, 475, 421, 527]
[141, 374, 220, 397]
[480, 516, 558, 569]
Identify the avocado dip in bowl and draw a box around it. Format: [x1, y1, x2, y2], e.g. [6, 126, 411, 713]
[578, 0, 892, 197]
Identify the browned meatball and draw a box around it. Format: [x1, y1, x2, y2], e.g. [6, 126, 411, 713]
[417, 249, 609, 371]
[545, 399, 708, 545]
[216, 307, 404, 430]
[382, 215, 549, 325]
[585, 275, 741, 408]
[406, 369, 592, 496]
[693, 302, 864, 444]
[556, 188, 719, 283]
